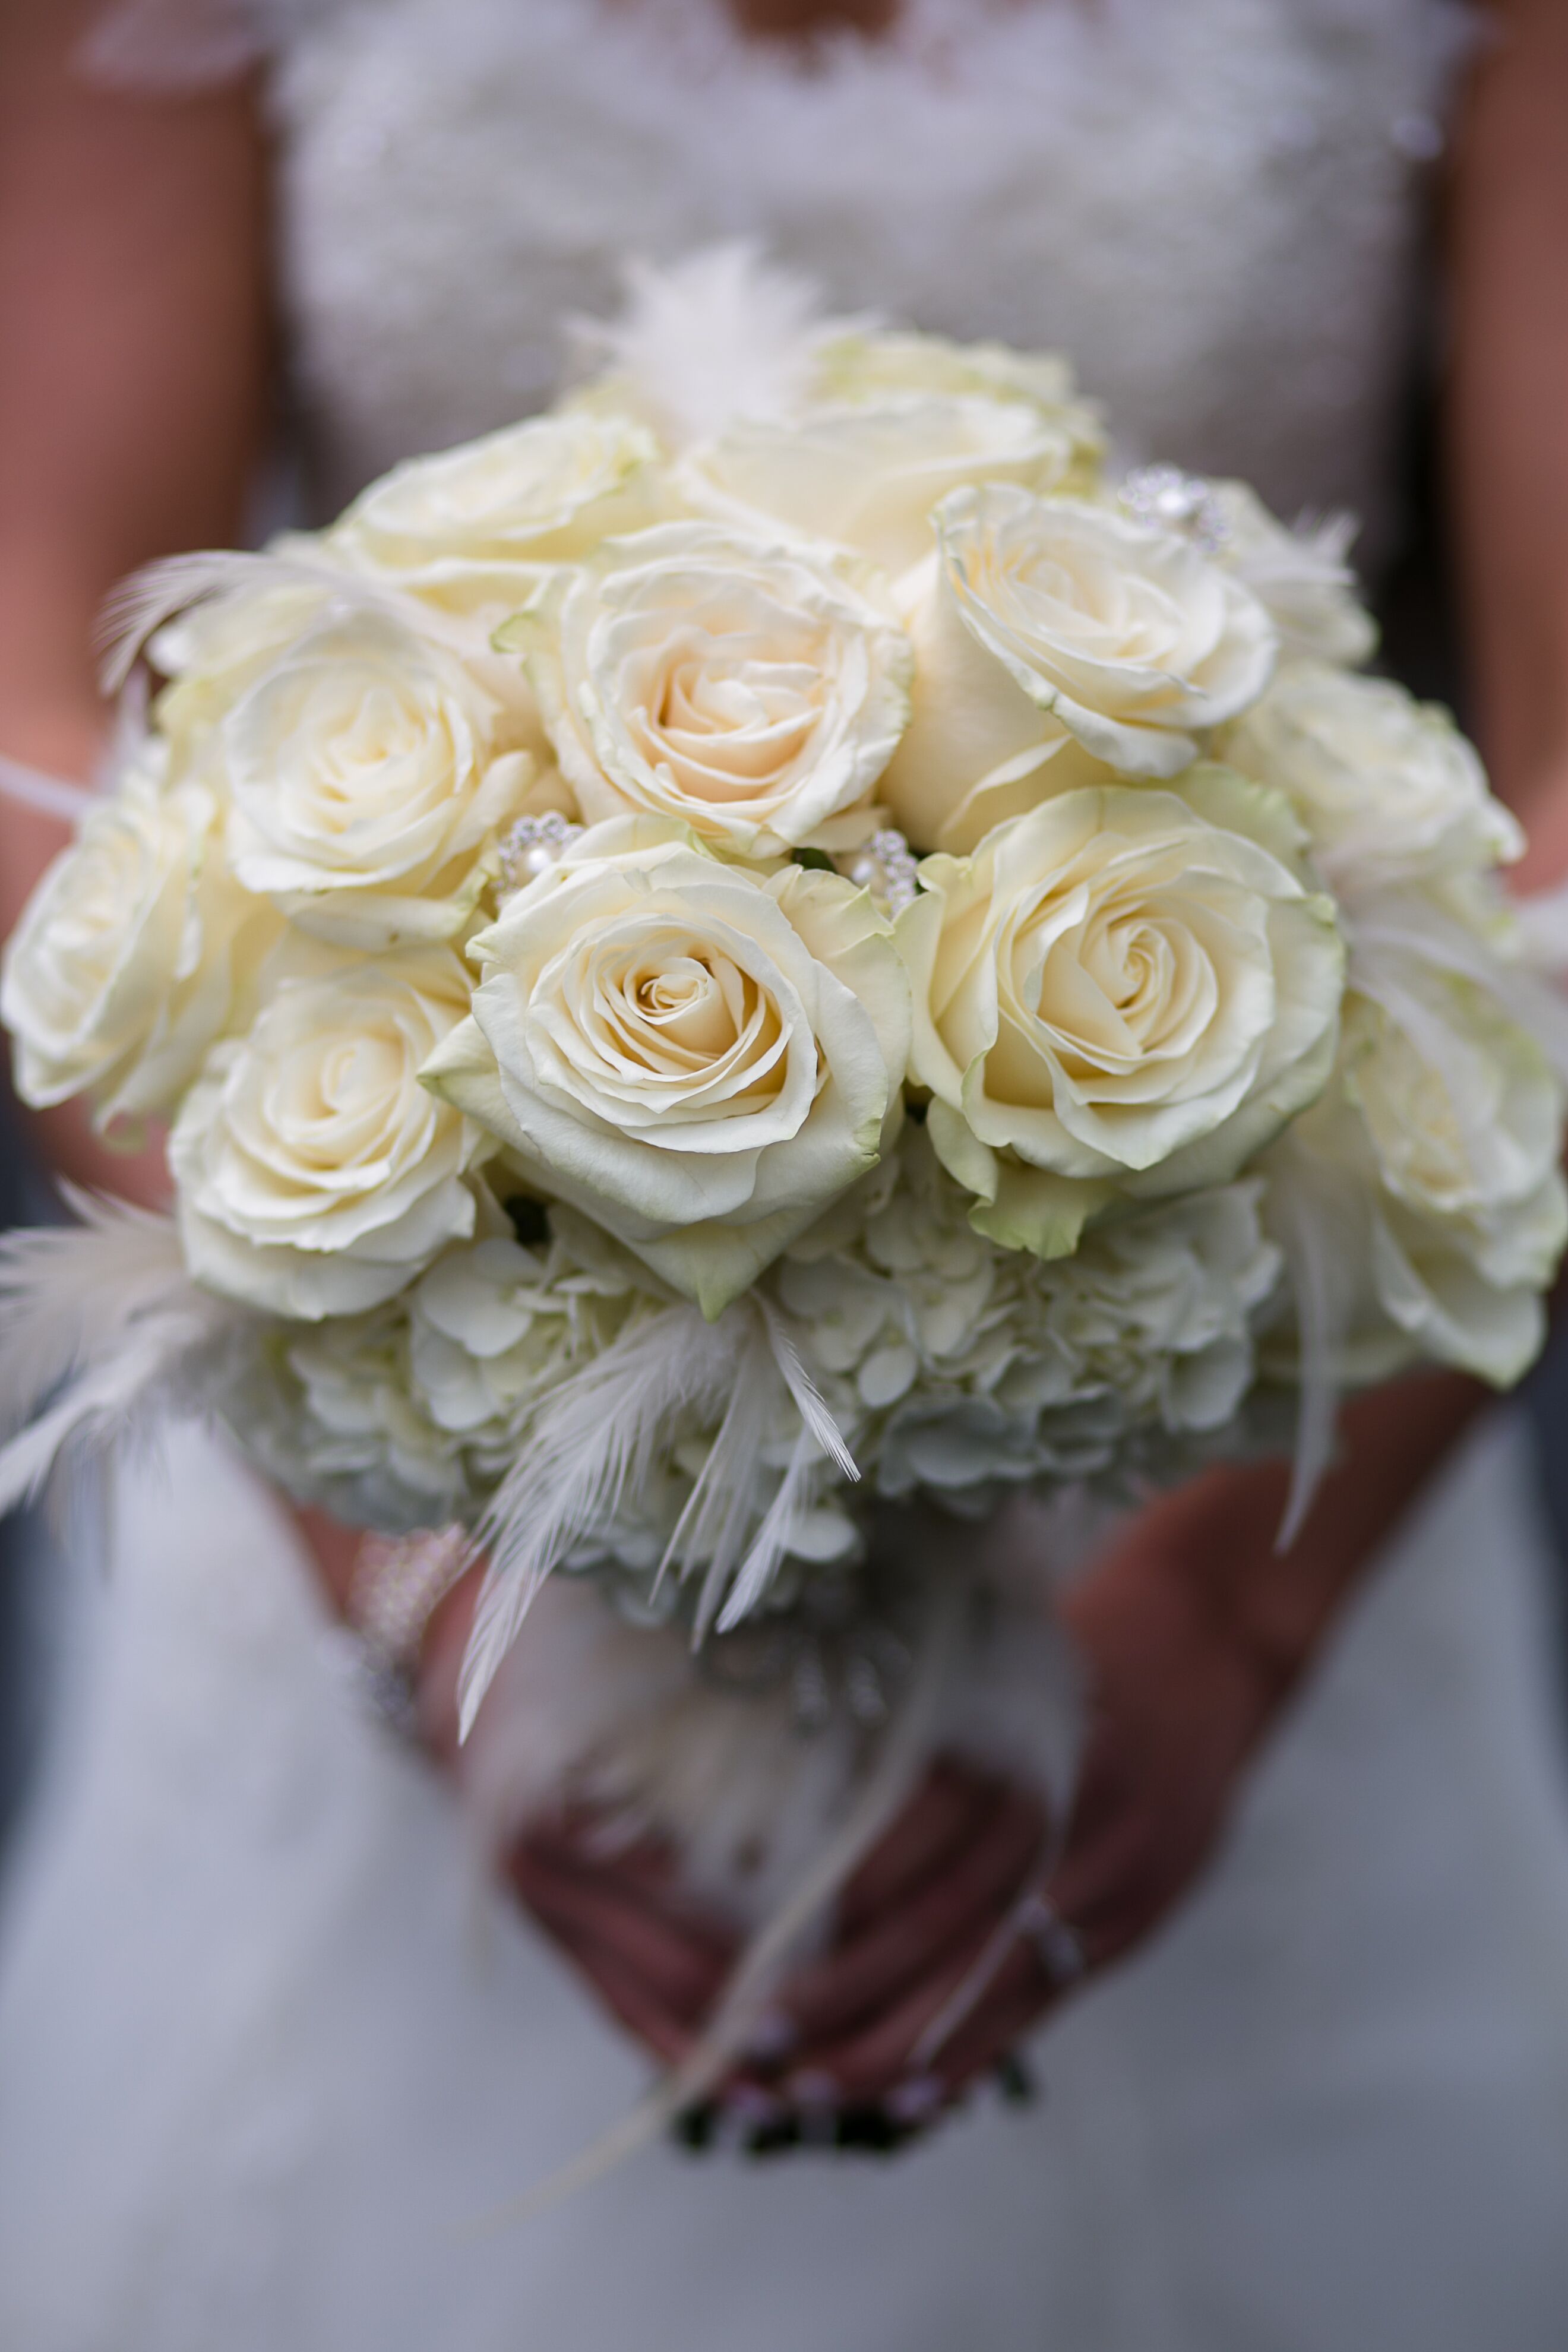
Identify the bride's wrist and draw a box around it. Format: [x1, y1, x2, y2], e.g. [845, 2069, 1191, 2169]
[1186, 1368, 1485, 1699]
[291, 1501, 482, 1764]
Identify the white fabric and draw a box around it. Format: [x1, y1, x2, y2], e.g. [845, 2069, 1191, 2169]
[271, 0, 1472, 550]
[15, 2, 1568, 2343]
[3, 1415, 1568, 2350]
[87, 0, 1475, 553]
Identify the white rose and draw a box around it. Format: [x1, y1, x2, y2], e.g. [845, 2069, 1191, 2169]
[679, 396, 1080, 578]
[1369, 1184, 1564, 1387]
[1346, 979, 1561, 1232]
[509, 524, 912, 858]
[148, 570, 338, 769]
[810, 330, 1104, 460]
[221, 612, 533, 947]
[1, 745, 274, 1127]
[1222, 662, 1520, 889]
[1347, 981, 1566, 1382]
[1264, 970, 1568, 1389]
[423, 818, 911, 1316]
[170, 947, 483, 1319]
[883, 489, 1279, 849]
[898, 772, 1344, 1255]
[331, 413, 662, 612]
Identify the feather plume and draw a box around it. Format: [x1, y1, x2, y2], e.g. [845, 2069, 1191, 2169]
[96, 543, 476, 694]
[568, 243, 867, 450]
[462, 1296, 857, 1737]
[0, 1190, 189, 1433]
[715, 1424, 823, 1636]
[464, 1305, 739, 1737]
[1266, 1136, 1368, 1548]
[0, 1192, 240, 1512]
[470, 1576, 959, 2231]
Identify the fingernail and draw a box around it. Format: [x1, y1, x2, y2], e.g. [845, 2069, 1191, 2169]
[724, 2083, 788, 2132]
[744, 2006, 799, 2063]
[885, 2072, 945, 2125]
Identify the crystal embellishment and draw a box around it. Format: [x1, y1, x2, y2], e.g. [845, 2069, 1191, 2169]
[1117, 463, 1228, 555]
[843, 827, 919, 916]
[498, 810, 583, 891]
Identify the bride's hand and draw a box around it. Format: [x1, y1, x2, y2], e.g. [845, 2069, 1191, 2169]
[475, 1369, 1484, 2142]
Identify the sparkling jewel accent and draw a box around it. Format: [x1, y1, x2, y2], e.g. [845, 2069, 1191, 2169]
[498, 810, 583, 890]
[1117, 463, 1228, 555]
[843, 827, 919, 916]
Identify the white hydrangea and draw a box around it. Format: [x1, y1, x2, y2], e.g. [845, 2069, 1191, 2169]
[235, 1214, 652, 1530]
[772, 1126, 1282, 1502]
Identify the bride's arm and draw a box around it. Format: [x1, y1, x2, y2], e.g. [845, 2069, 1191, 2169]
[0, 0, 270, 1199]
[1451, 0, 1568, 874]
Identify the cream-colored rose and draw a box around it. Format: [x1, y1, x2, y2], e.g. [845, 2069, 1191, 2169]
[1, 745, 273, 1127]
[1267, 978, 1568, 1390]
[1346, 979, 1561, 1232]
[331, 413, 662, 613]
[883, 489, 1279, 848]
[1346, 979, 1567, 1382]
[810, 329, 1104, 461]
[898, 772, 1344, 1254]
[679, 396, 1080, 578]
[170, 947, 483, 1319]
[149, 571, 339, 778]
[221, 612, 533, 947]
[509, 524, 912, 858]
[423, 818, 911, 1316]
[1222, 662, 1520, 888]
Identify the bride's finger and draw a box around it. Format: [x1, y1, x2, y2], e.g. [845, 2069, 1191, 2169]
[520, 1819, 720, 1927]
[510, 1849, 734, 2019]
[783, 1791, 1045, 2049]
[789, 1911, 1026, 2104]
[921, 1942, 1054, 2095]
[835, 1758, 1004, 1934]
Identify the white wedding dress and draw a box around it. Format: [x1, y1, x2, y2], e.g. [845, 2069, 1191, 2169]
[10, 2, 1568, 2345]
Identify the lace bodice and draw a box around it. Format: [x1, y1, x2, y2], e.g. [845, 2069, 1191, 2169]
[90, 0, 1474, 559]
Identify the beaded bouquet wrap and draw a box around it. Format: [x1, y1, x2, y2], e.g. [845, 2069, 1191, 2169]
[4, 252, 1567, 1952]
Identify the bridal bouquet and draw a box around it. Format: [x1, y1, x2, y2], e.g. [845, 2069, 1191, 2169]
[4, 255, 1566, 1910]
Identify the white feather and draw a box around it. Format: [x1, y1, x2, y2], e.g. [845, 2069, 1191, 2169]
[0, 1193, 240, 1512]
[462, 1296, 858, 1738]
[463, 1305, 739, 1737]
[714, 1424, 821, 1636]
[96, 543, 474, 693]
[1267, 1136, 1368, 1548]
[0, 1191, 189, 1433]
[569, 242, 866, 450]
